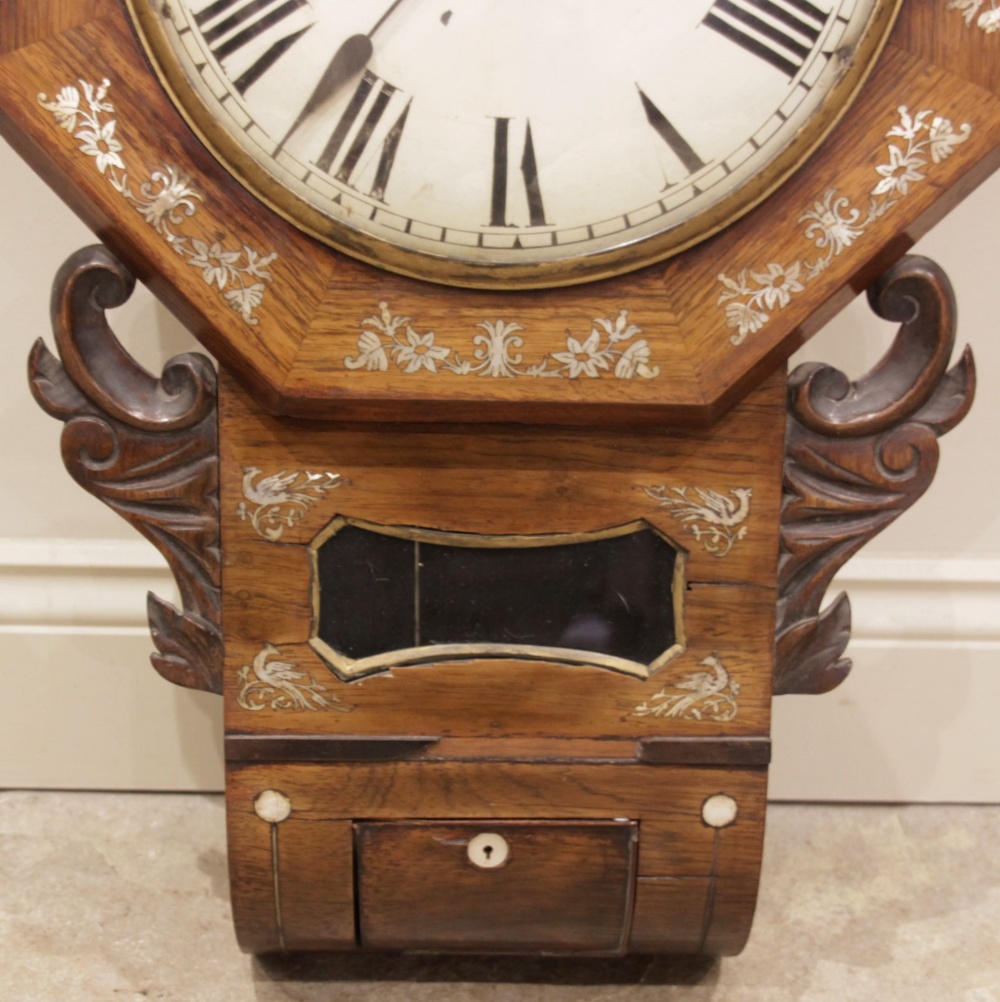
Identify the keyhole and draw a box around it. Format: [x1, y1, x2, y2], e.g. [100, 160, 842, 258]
[468, 832, 509, 869]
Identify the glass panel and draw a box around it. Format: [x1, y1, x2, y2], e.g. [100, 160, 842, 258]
[314, 521, 679, 671]
[417, 530, 676, 663]
[315, 523, 415, 659]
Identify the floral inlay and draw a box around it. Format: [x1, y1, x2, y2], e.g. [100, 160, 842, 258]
[633, 654, 740, 722]
[948, 0, 1000, 31]
[237, 644, 350, 712]
[641, 485, 752, 557]
[345, 303, 661, 380]
[718, 105, 972, 344]
[38, 79, 276, 325]
[237, 467, 343, 541]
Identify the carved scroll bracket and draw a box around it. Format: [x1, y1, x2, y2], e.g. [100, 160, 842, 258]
[776, 255, 975, 695]
[28, 245, 222, 694]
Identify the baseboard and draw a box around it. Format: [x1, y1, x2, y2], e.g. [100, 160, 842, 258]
[830, 556, 1000, 646]
[0, 538, 175, 629]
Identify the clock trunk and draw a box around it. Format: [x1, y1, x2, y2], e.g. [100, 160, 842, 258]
[219, 367, 784, 955]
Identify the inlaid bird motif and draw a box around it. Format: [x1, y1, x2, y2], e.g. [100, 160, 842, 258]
[641, 484, 752, 556]
[675, 487, 753, 528]
[236, 643, 349, 713]
[672, 653, 732, 697]
[236, 466, 342, 540]
[633, 653, 740, 722]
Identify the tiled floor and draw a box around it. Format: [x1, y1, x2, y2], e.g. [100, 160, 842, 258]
[1, 792, 997, 1001]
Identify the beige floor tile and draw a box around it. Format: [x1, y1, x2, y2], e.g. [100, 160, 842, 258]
[0, 793, 997, 1001]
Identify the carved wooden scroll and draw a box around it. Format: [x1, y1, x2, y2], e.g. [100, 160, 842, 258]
[775, 255, 975, 695]
[28, 245, 222, 694]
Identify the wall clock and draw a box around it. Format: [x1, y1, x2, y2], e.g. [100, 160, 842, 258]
[0, 0, 998, 958]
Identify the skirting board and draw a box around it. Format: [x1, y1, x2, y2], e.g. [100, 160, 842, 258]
[1, 540, 997, 801]
[0, 630, 223, 791]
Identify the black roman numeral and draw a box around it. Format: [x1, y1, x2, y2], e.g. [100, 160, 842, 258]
[315, 70, 411, 202]
[703, 0, 830, 77]
[637, 87, 705, 178]
[193, 0, 312, 94]
[489, 118, 549, 228]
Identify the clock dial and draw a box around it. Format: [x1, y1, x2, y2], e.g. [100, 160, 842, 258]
[126, 0, 900, 288]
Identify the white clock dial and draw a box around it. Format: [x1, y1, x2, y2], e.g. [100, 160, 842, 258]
[127, 0, 900, 287]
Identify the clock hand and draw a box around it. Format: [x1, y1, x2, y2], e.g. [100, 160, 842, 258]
[276, 0, 410, 154]
[367, 0, 409, 38]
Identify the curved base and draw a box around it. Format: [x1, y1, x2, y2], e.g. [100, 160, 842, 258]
[226, 760, 765, 957]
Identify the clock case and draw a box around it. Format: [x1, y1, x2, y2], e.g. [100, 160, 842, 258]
[0, 0, 993, 957]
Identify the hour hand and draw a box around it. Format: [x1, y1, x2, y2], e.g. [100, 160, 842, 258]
[275, 33, 372, 153]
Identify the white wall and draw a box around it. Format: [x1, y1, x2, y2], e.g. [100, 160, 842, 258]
[1, 137, 998, 800]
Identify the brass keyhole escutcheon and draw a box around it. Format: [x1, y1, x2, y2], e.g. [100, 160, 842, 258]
[467, 832, 510, 869]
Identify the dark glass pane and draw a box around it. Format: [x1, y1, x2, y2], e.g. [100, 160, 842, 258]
[314, 523, 677, 667]
[418, 530, 676, 663]
[316, 523, 415, 659]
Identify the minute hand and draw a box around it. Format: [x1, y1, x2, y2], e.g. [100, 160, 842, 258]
[276, 0, 409, 153]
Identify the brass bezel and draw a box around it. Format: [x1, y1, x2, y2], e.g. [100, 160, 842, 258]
[125, 0, 902, 290]
[307, 517, 687, 681]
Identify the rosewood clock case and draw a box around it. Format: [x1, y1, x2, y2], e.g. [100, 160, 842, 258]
[0, 0, 995, 958]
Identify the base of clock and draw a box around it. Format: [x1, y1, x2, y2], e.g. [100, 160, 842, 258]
[227, 759, 767, 957]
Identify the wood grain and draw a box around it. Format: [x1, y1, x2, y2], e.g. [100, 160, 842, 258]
[219, 365, 784, 739]
[218, 366, 787, 582]
[226, 735, 439, 764]
[356, 821, 637, 954]
[278, 818, 356, 951]
[226, 760, 768, 826]
[214, 328, 778, 952]
[0, 0, 118, 54]
[227, 789, 282, 954]
[629, 878, 711, 954]
[226, 761, 766, 955]
[227, 788, 357, 952]
[0, 0, 997, 422]
[223, 614, 772, 741]
[893, 0, 1000, 97]
[706, 868, 765, 956]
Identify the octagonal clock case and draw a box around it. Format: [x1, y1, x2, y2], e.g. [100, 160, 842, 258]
[1, 0, 996, 956]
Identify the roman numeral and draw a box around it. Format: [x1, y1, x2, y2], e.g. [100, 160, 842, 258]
[637, 87, 705, 178]
[315, 71, 411, 203]
[489, 118, 549, 228]
[703, 0, 830, 77]
[193, 0, 312, 94]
